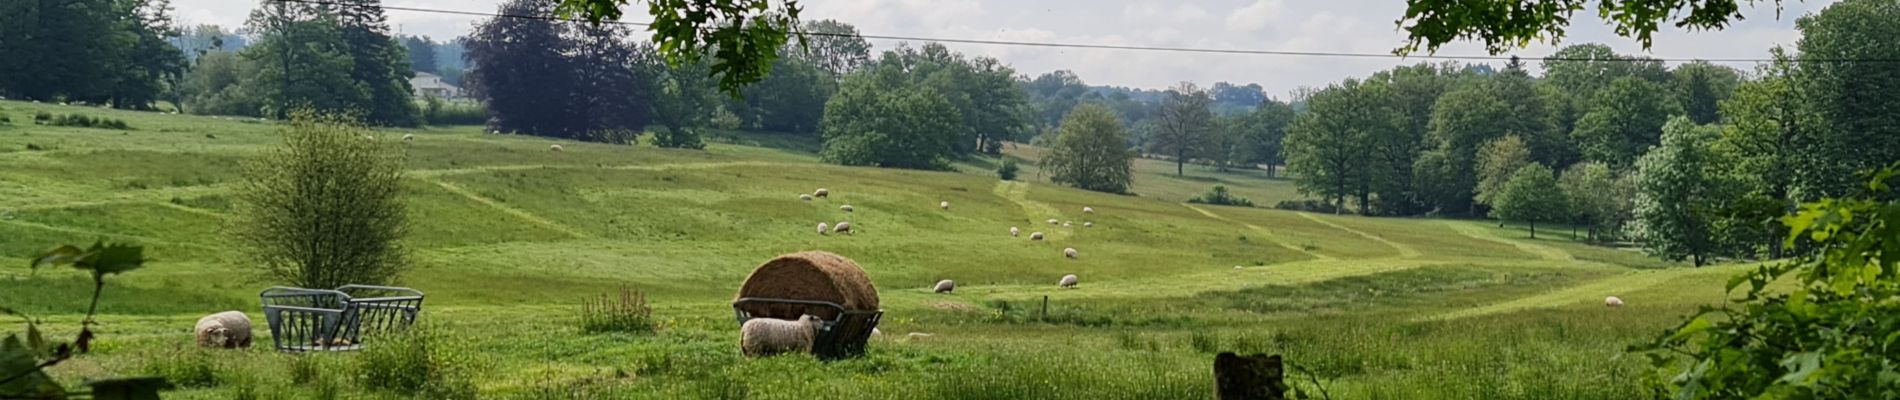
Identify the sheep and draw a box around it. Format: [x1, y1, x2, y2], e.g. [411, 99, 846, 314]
[1063, 248, 1078, 259]
[194, 311, 253, 349]
[361, 135, 376, 141]
[549, 144, 564, 152]
[814, 188, 830, 198]
[840, 204, 854, 212]
[1059, 274, 1078, 288]
[906, 332, 934, 339]
[940, 201, 950, 210]
[1047, 218, 1059, 225]
[800, 194, 814, 201]
[1010, 227, 1020, 237]
[1605, 296, 1624, 307]
[740, 315, 823, 357]
[401, 134, 415, 141]
[817, 222, 829, 235]
[833, 221, 852, 234]
[1083, 222, 1093, 228]
[934, 279, 956, 293]
[1030, 232, 1044, 241]
[1062, 221, 1072, 228]
[872, 328, 883, 336]
[1083, 207, 1094, 214]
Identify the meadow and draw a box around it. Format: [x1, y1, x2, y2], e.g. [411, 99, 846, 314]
[0, 100, 1742, 399]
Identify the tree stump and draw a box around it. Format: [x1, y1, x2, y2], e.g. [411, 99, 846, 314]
[1214, 352, 1287, 400]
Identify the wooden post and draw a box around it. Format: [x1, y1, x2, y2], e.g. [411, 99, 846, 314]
[1214, 353, 1287, 400]
[1039, 296, 1048, 321]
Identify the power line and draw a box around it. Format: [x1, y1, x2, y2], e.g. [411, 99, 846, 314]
[270, 0, 1893, 64]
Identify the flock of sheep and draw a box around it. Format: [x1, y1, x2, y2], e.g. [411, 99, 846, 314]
[795, 186, 1096, 293]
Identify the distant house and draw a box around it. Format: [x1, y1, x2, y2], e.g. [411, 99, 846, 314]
[410, 72, 461, 98]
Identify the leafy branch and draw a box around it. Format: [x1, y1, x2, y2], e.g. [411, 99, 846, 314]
[1, 241, 170, 400]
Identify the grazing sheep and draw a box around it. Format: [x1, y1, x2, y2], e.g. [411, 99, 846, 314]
[740, 315, 823, 357]
[1083, 222, 1093, 228]
[1059, 274, 1078, 288]
[401, 134, 415, 141]
[833, 221, 852, 233]
[840, 204, 854, 212]
[1234, 265, 1244, 269]
[940, 201, 950, 210]
[549, 144, 564, 152]
[362, 135, 376, 141]
[1605, 296, 1624, 307]
[814, 188, 829, 198]
[872, 328, 883, 336]
[1010, 227, 1020, 237]
[907, 332, 934, 339]
[1083, 207, 1094, 214]
[1030, 232, 1044, 241]
[934, 279, 956, 293]
[194, 311, 253, 349]
[817, 222, 829, 234]
[1063, 248, 1078, 259]
[800, 194, 813, 201]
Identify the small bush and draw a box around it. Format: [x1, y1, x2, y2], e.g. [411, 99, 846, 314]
[357, 327, 476, 398]
[1274, 199, 1342, 213]
[581, 287, 655, 334]
[996, 159, 1019, 181]
[0, 114, 11, 125]
[421, 97, 486, 126]
[233, 112, 408, 289]
[582, 128, 640, 145]
[34, 111, 51, 124]
[142, 348, 221, 388]
[25, 143, 44, 151]
[39, 112, 132, 130]
[1188, 185, 1254, 207]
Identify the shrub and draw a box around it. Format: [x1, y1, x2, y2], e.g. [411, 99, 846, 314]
[142, 348, 221, 388]
[581, 287, 655, 334]
[1274, 199, 1341, 213]
[357, 327, 477, 398]
[997, 159, 1020, 181]
[0, 114, 11, 125]
[39, 113, 131, 130]
[1188, 185, 1254, 207]
[233, 112, 409, 289]
[33, 111, 51, 124]
[421, 96, 486, 126]
[583, 128, 640, 145]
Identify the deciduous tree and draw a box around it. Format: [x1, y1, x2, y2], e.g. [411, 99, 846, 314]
[1044, 104, 1135, 194]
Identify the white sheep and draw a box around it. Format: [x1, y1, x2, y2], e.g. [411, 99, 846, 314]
[361, 135, 376, 141]
[840, 204, 854, 212]
[1605, 296, 1624, 307]
[814, 188, 829, 198]
[1063, 248, 1078, 259]
[401, 134, 415, 141]
[1010, 227, 1020, 237]
[817, 222, 829, 234]
[871, 328, 883, 336]
[906, 332, 934, 339]
[1046, 218, 1059, 225]
[1030, 232, 1044, 241]
[1059, 274, 1078, 288]
[934, 279, 956, 293]
[800, 194, 813, 201]
[740, 315, 822, 357]
[1062, 221, 1072, 228]
[833, 221, 852, 234]
[1083, 207, 1094, 214]
[549, 144, 564, 152]
[1083, 222, 1093, 228]
[940, 201, 950, 210]
[194, 311, 253, 349]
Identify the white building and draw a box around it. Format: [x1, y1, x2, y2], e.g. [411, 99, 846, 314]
[410, 72, 461, 98]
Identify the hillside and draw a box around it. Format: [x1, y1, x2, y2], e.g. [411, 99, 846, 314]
[0, 101, 1730, 399]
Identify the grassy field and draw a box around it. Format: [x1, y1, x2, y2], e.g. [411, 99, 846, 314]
[0, 100, 1738, 399]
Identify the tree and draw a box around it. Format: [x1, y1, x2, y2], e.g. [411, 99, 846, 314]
[1633, 117, 1728, 266]
[1572, 76, 1684, 168]
[1286, 80, 1401, 214]
[1717, 49, 1806, 258]
[1558, 161, 1630, 242]
[403, 35, 439, 73]
[1491, 163, 1568, 238]
[333, 0, 422, 127]
[1790, 0, 1900, 199]
[727, 56, 834, 134]
[819, 71, 961, 170]
[1043, 104, 1135, 194]
[1397, 0, 1784, 55]
[1474, 135, 1532, 208]
[178, 52, 262, 116]
[1241, 99, 1296, 178]
[466, 0, 577, 137]
[243, 13, 367, 120]
[1151, 82, 1214, 177]
[1671, 61, 1742, 125]
[573, 23, 654, 141]
[0, 0, 184, 109]
[234, 113, 408, 289]
[794, 20, 870, 78]
[1025, 70, 1091, 129]
[1539, 44, 1670, 135]
[650, 57, 715, 149]
[554, 0, 799, 94]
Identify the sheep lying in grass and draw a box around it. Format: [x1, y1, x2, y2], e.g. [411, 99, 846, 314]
[1083, 207, 1094, 214]
[1083, 222, 1093, 228]
[402, 134, 415, 141]
[817, 222, 829, 234]
[934, 280, 956, 293]
[740, 315, 823, 357]
[1010, 227, 1020, 237]
[814, 188, 829, 198]
[1062, 221, 1072, 228]
[1059, 274, 1078, 288]
[940, 201, 950, 210]
[833, 221, 852, 234]
[1046, 218, 1059, 225]
[1605, 296, 1624, 307]
[800, 194, 813, 201]
[1063, 248, 1077, 259]
[549, 144, 564, 152]
[1030, 232, 1044, 241]
[840, 204, 854, 212]
[194, 311, 253, 349]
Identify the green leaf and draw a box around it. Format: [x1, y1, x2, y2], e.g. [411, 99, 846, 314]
[1671, 317, 1714, 342]
[30, 245, 84, 270]
[84, 243, 145, 277]
[0, 335, 65, 399]
[1777, 351, 1822, 385]
[83, 376, 171, 400]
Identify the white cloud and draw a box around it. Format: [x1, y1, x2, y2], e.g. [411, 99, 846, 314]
[1224, 0, 1284, 33]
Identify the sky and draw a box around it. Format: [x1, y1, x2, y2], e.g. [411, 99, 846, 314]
[172, 0, 1837, 97]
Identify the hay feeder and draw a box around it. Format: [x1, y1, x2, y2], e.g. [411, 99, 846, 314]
[733, 251, 883, 360]
[260, 285, 424, 352]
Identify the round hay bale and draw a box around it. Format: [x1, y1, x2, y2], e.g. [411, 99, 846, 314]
[737, 251, 881, 320]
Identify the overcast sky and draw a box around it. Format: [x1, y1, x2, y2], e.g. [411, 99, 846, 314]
[173, 0, 1835, 97]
